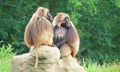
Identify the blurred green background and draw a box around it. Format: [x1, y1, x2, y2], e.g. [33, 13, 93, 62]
[0, 0, 120, 64]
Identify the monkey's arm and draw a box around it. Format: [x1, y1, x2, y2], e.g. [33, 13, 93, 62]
[53, 37, 58, 44]
[55, 38, 66, 48]
[53, 26, 58, 31]
[53, 26, 59, 44]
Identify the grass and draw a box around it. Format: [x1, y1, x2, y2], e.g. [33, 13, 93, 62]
[0, 44, 15, 72]
[81, 59, 120, 72]
[0, 44, 120, 72]
[84, 63, 120, 72]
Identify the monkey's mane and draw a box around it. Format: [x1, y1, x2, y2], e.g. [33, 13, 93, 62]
[24, 8, 53, 47]
[53, 13, 79, 44]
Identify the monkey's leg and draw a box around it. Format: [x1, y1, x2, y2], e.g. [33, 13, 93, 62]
[60, 44, 71, 57]
[55, 38, 65, 48]
[71, 48, 77, 58]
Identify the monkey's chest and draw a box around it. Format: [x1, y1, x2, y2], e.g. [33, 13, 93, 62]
[55, 27, 66, 39]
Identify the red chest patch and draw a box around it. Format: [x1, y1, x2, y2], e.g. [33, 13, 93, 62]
[58, 27, 63, 35]
[58, 31, 63, 35]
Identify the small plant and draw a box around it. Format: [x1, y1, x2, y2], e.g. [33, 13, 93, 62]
[0, 44, 15, 72]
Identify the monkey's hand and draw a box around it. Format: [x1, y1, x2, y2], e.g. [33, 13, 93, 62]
[55, 38, 66, 48]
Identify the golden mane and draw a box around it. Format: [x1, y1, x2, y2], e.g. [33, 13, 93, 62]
[24, 7, 53, 68]
[24, 7, 53, 48]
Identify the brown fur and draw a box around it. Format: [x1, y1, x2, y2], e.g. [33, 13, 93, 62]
[24, 7, 53, 68]
[53, 13, 80, 58]
[60, 44, 71, 57]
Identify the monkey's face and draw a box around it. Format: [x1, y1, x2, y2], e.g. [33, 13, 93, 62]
[61, 17, 71, 29]
[47, 11, 53, 22]
[42, 8, 53, 22]
[53, 13, 71, 29]
[37, 7, 53, 22]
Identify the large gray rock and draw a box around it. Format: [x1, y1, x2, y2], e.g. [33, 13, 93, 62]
[11, 45, 86, 72]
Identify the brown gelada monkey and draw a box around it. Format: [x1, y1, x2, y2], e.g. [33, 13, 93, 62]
[24, 7, 53, 68]
[53, 13, 80, 58]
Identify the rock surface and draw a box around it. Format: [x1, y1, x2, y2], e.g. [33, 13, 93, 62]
[11, 45, 86, 72]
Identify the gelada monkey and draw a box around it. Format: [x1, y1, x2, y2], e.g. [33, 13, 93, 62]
[24, 7, 53, 68]
[53, 13, 80, 58]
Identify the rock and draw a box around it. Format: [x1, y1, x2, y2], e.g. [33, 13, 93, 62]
[11, 53, 31, 72]
[56, 56, 86, 72]
[11, 45, 86, 72]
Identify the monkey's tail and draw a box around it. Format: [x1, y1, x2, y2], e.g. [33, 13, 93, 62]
[35, 46, 39, 68]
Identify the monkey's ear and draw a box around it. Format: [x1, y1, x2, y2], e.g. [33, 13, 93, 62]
[37, 7, 44, 16]
[40, 9, 44, 16]
[41, 9, 44, 12]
